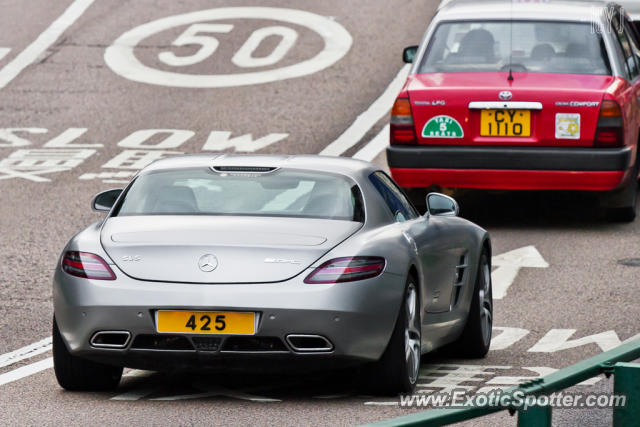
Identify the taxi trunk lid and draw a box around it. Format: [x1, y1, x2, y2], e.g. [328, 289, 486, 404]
[101, 216, 361, 284]
[407, 72, 616, 147]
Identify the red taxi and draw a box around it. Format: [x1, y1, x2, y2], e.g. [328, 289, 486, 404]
[388, 1, 640, 220]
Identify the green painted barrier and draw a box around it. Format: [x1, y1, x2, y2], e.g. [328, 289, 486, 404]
[366, 338, 640, 427]
[613, 362, 640, 427]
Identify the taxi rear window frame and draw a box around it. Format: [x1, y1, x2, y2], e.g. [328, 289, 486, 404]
[418, 19, 613, 76]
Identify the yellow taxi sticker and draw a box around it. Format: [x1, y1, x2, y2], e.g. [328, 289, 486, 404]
[555, 113, 580, 139]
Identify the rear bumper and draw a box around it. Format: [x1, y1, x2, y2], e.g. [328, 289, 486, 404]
[53, 265, 406, 369]
[387, 145, 633, 190]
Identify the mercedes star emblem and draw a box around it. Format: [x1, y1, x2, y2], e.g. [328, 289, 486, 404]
[198, 254, 218, 272]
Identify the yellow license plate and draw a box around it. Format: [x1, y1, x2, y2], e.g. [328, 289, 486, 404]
[480, 109, 530, 137]
[156, 311, 255, 335]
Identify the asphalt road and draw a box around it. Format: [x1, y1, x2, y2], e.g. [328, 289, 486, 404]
[0, 1, 639, 426]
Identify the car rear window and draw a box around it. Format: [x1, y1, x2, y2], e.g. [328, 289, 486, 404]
[114, 168, 365, 222]
[419, 20, 611, 75]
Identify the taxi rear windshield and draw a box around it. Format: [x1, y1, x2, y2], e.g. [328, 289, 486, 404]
[419, 21, 611, 75]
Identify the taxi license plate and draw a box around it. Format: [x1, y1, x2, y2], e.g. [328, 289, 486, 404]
[480, 109, 530, 137]
[156, 311, 256, 335]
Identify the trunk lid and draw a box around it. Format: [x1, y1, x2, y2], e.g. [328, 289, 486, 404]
[101, 216, 361, 283]
[408, 72, 616, 147]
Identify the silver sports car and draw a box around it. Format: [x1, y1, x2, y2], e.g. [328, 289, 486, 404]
[53, 154, 492, 395]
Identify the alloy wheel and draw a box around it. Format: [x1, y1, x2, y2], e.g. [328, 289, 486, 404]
[478, 261, 493, 346]
[404, 283, 421, 384]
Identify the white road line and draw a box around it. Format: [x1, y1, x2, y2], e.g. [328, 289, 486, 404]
[110, 370, 156, 400]
[111, 387, 158, 401]
[152, 390, 281, 402]
[352, 124, 389, 162]
[0, 0, 95, 89]
[313, 393, 352, 399]
[0, 48, 10, 62]
[319, 64, 409, 156]
[102, 179, 132, 184]
[0, 357, 53, 386]
[492, 246, 549, 300]
[150, 384, 282, 402]
[223, 390, 282, 403]
[0, 337, 52, 369]
[151, 391, 223, 401]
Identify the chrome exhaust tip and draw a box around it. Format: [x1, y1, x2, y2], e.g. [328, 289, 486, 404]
[286, 334, 333, 352]
[90, 331, 131, 348]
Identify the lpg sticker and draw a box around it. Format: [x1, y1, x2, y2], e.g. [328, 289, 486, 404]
[422, 115, 464, 138]
[555, 113, 580, 139]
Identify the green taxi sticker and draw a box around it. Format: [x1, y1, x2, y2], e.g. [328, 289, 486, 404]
[422, 115, 464, 138]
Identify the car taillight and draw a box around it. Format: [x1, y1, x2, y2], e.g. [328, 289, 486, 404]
[595, 100, 624, 148]
[62, 251, 116, 280]
[390, 98, 417, 144]
[304, 257, 386, 284]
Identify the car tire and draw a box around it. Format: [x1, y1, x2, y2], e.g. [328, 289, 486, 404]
[52, 317, 123, 391]
[606, 175, 638, 223]
[605, 155, 638, 223]
[364, 276, 421, 396]
[454, 252, 492, 358]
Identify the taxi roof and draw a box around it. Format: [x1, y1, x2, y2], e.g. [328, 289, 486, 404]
[436, 0, 616, 23]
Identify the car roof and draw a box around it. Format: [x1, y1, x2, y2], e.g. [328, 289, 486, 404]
[139, 154, 378, 178]
[436, 0, 615, 22]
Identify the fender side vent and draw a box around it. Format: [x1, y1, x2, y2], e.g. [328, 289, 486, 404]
[452, 252, 469, 308]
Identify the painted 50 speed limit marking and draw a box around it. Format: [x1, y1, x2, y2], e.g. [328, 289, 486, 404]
[104, 7, 352, 88]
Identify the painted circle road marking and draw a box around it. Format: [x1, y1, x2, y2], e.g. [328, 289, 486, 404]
[231, 26, 299, 68]
[104, 7, 353, 88]
[157, 23, 234, 67]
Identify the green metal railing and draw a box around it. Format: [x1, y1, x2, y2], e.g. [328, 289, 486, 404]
[367, 338, 640, 427]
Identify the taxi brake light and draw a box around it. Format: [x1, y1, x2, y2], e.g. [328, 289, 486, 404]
[391, 98, 417, 145]
[595, 100, 623, 148]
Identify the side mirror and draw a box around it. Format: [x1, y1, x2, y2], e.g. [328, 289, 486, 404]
[426, 192, 459, 217]
[92, 189, 123, 212]
[403, 45, 418, 63]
